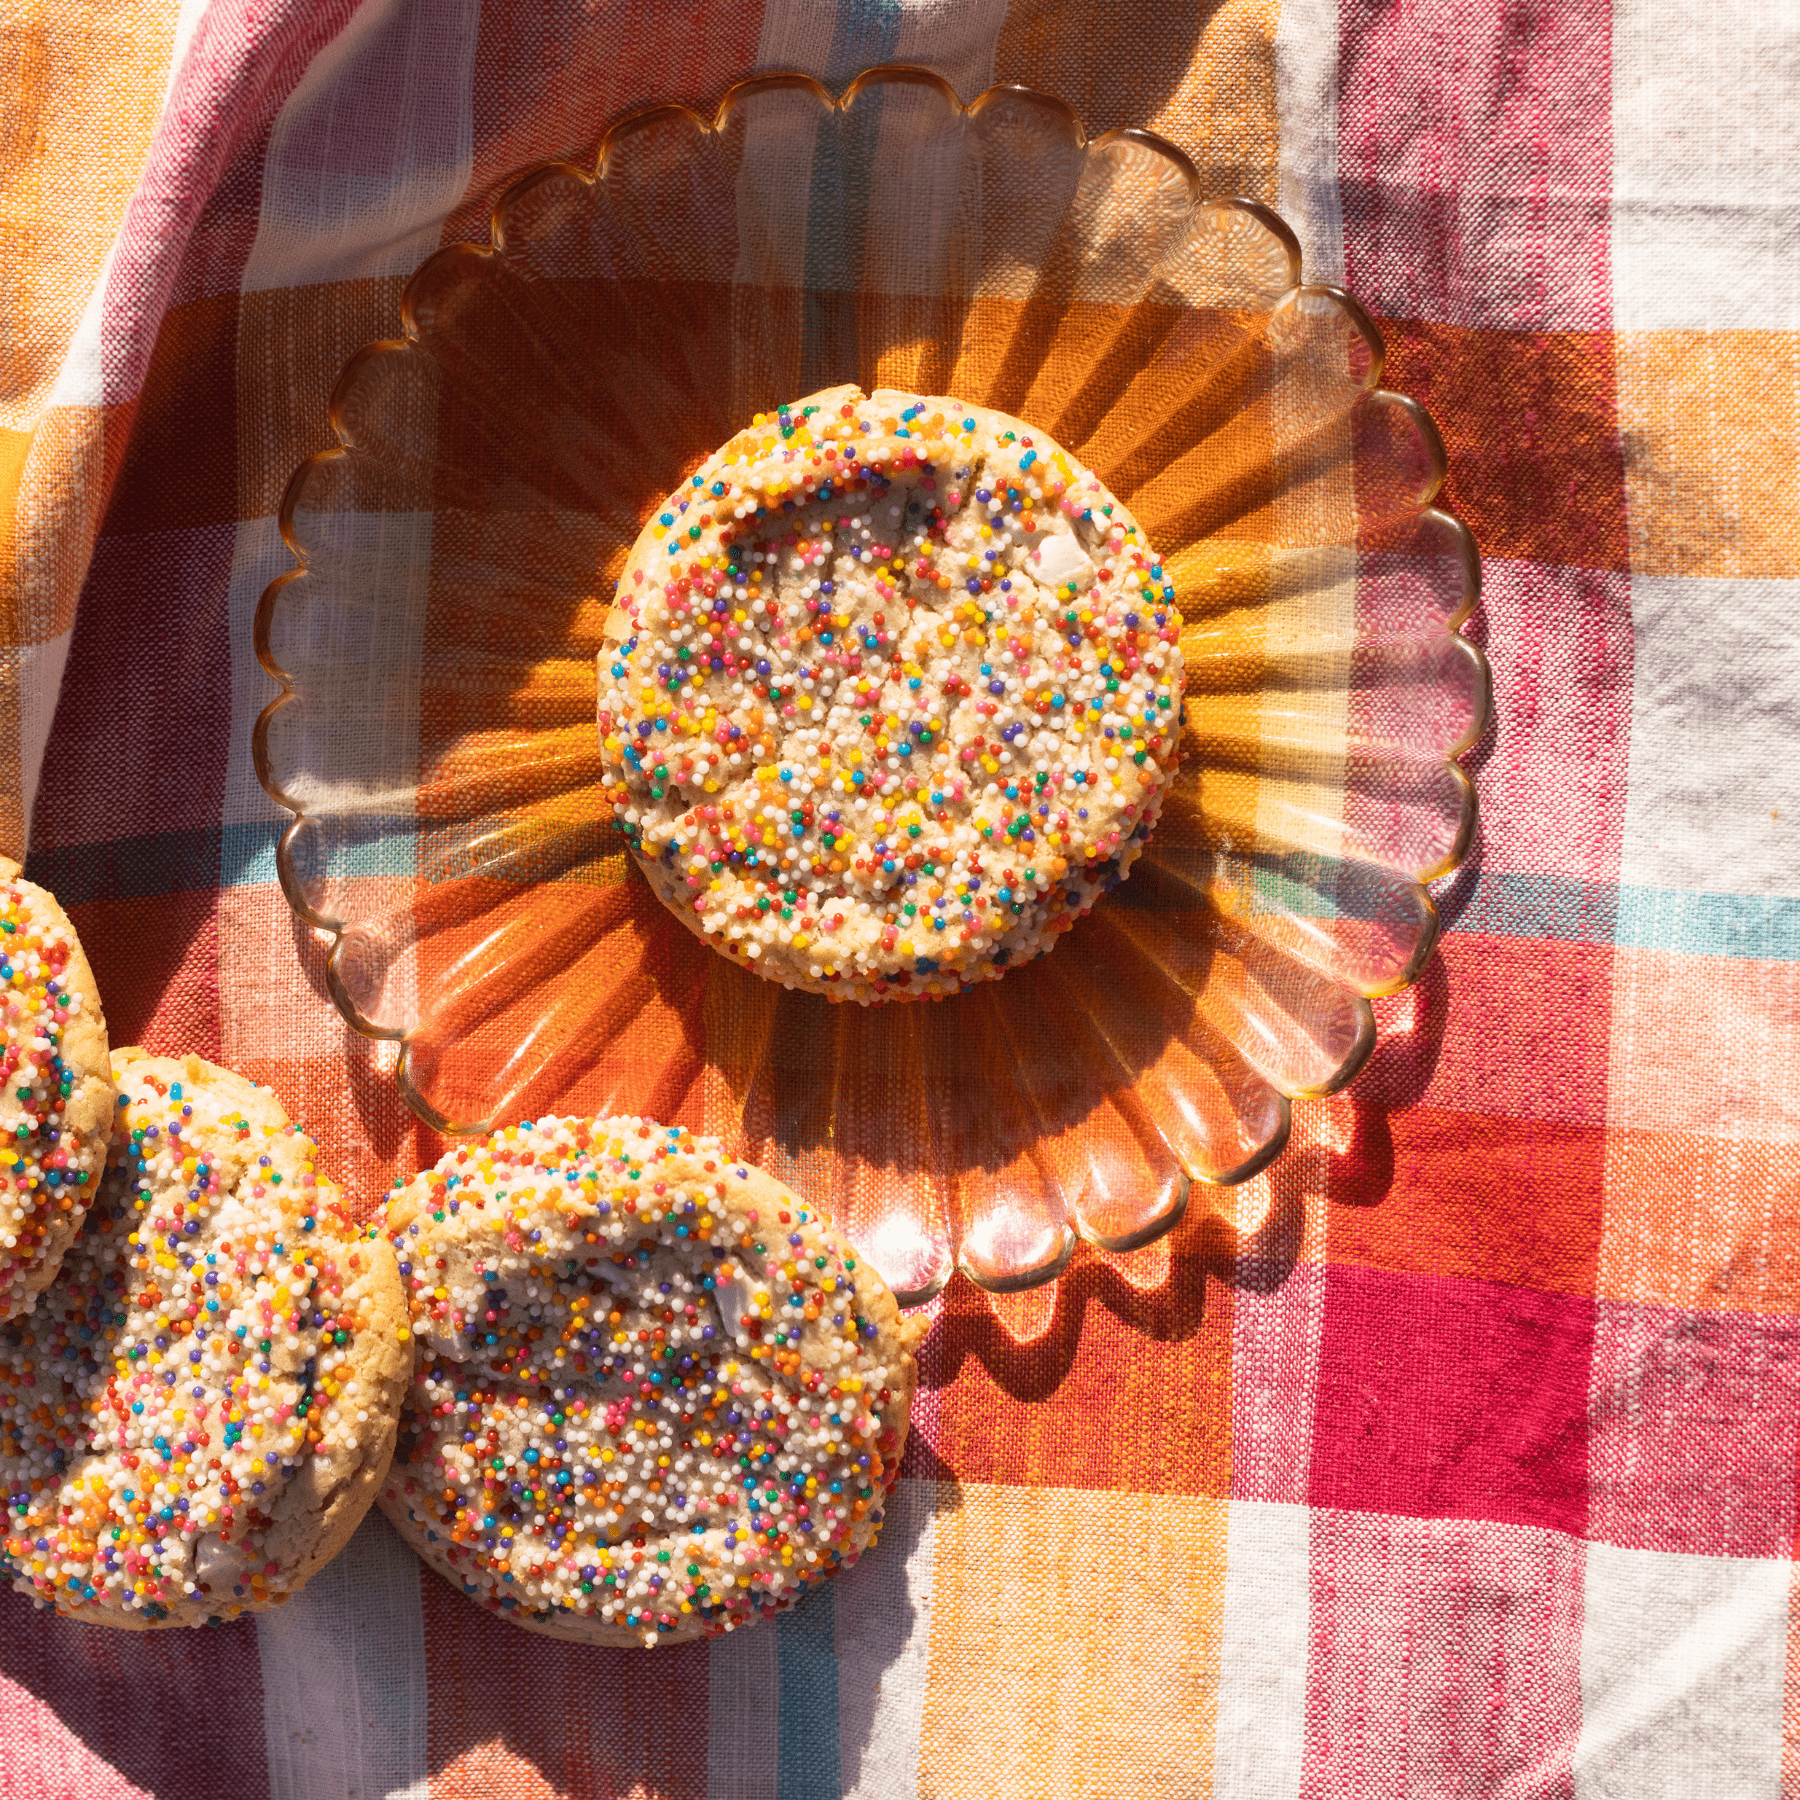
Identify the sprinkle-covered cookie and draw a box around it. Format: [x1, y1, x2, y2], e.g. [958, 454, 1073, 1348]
[0, 1051, 410, 1627]
[597, 384, 1185, 1003]
[377, 1116, 922, 1646]
[0, 857, 112, 1318]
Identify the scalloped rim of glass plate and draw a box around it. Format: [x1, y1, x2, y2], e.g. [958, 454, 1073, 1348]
[251, 62, 1491, 1298]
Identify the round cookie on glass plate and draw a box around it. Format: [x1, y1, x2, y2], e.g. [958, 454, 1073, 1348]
[0, 1051, 410, 1627]
[376, 1115, 923, 1646]
[597, 383, 1186, 1003]
[0, 856, 113, 1319]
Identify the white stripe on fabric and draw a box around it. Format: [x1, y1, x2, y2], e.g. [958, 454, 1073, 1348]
[1272, 0, 1345, 285]
[837, 1476, 941, 1800]
[731, 0, 994, 305]
[257, 1511, 430, 1800]
[749, 0, 862, 80]
[42, 0, 213, 412]
[1618, 574, 1800, 901]
[221, 515, 295, 836]
[42, 240, 124, 415]
[752, 0, 1006, 97]
[239, 0, 482, 295]
[736, 0, 1010, 300]
[1611, 0, 1800, 331]
[218, 507, 428, 1052]
[708, 1613, 782, 1800]
[221, 506, 432, 823]
[1575, 1542, 1789, 1800]
[890, 0, 1005, 101]
[1213, 1500, 1311, 1800]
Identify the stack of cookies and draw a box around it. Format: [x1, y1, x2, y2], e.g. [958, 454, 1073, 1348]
[0, 859, 921, 1640]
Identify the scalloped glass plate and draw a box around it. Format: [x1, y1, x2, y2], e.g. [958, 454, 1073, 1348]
[255, 67, 1487, 1306]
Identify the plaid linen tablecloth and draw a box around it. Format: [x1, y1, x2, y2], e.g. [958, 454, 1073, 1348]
[3, 0, 1799, 1795]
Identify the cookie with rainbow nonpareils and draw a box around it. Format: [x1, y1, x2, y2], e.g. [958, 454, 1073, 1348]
[597, 384, 1186, 1004]
[376, 1114, 923, 1646]
[0, 1051, 410, 1626]
[0, 856, 113, 1319]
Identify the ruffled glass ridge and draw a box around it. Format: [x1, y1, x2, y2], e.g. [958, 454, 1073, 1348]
[255, 68, 1488, 1303]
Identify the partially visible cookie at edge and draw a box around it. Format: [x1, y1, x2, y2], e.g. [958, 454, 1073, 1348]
[377, 1115, 924, 1646]
[0, 1051, 411, 1626]
[0, 856, 113, 1320]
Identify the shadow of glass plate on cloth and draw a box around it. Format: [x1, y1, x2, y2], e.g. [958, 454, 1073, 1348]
[253, 65, 1488, 1309]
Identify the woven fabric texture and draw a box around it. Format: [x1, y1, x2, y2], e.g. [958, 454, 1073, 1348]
[3, 0, 1799, 1795]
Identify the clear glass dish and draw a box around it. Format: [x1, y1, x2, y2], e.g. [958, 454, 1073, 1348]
[254, 66, 1487, 1305]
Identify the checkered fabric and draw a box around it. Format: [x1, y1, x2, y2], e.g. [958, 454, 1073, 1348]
[2, 0, 1798, 1794]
